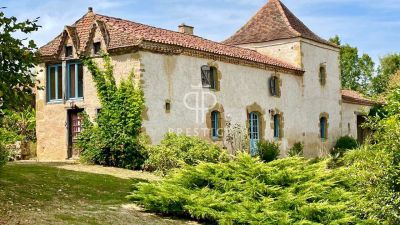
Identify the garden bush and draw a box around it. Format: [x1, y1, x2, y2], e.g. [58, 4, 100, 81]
[288, 142, 304, 157]
[0, 107, 36, 159]
[331, 136, 358, 157]
[143, 133, 228, 174]
[77, 54, 146, 169]
[0, 144, 8, 169]
[129, 82, 400, 225]
[130, 152, 392, 224]
[257, 140, 280, 162]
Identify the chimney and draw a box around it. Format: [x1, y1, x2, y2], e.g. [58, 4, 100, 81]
[88, 7, 93, 13]
[178, 23, 194, 35]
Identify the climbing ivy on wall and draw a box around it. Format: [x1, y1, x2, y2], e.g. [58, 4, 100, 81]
[77, 54, 146, 169]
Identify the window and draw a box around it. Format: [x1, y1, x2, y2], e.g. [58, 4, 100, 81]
[269, 76, 280, 96]
[47, 64, 63, 102]
[165, 100, 171, 113]
[67, 62, 83, 99]
[319, 64, 327, 85]
[93, 42, 101, 55]
[320, 116, 328, 140]
[201, 65, 217, 89]
[65, 46, 73, 58]
[211, 111, 220, 139]
[249, 112, 260, 156]
[273, 114, 280, 138]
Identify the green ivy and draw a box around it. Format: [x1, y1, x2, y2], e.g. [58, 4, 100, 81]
[77, 54, 146, 169]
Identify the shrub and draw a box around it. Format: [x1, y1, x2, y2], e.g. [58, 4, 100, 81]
[224, 121, 249, 155]
[0, 144, 8, 169]
[288, 142, 304, 157]
[143, 133, 228, 174]
[77, 54, 146, 169]
[331, 136, 358, 157]
[129, 153, 389, 224]
[257, 140, 280, 162]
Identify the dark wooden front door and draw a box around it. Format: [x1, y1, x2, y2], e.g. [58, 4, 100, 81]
[68, 109, 83, 159]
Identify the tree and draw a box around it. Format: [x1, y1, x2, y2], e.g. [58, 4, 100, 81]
[0, 8, 40, 113]
[371, 53, 400, 95]
[329, 35, 374, 94]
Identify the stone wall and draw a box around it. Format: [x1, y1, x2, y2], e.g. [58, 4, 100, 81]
[35, 52, 140, 160]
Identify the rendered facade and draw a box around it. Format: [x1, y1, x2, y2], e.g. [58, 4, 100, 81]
[36, 0, 374, 160]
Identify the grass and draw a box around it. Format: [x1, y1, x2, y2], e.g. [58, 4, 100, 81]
[0, 162, 193, 225]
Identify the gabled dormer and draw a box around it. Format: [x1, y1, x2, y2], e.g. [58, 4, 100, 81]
[39, 7, 109, 61]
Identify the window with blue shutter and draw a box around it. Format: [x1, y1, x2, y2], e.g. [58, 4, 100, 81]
[320, 117, 327, 140]
[67, 62, 84, 99]
[47, 64, 63, 102]
[274, 114, 280, 138]
[211, 111, 220, 139]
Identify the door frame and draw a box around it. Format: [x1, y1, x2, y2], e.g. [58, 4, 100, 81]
[67, 108, 84, 159]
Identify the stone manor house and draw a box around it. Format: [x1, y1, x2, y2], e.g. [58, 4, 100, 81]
[36, 0, 375, 160]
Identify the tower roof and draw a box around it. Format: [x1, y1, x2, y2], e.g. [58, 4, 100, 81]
[223, 0, 336, 47]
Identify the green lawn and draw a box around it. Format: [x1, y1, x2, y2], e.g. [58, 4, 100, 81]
[0, 163, 192, 225]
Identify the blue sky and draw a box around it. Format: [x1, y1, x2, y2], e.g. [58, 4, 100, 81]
[2, 0, 399, 63]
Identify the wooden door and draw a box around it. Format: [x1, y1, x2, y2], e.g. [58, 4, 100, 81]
[68, 109, 83, 159]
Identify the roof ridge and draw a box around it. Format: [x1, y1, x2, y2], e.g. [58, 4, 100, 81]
[95, 13, 202, 39]
[95, 13, 293, 60]
[40, 10, 304, 74]
[273, 0, 301, 37]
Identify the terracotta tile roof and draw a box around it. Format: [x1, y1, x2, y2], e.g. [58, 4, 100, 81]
[342, 90, 376, 106]
[39, 33, 64, 56]
[39, 11, 303, 74]
[223, 0, 337, 48]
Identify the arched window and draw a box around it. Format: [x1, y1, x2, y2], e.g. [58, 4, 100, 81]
[273, 114, 280, 138]
[269, 76, 280, 97]
[211, 111, 220, 139]
[319, 65, 327, 85]
[320, 116, 328, 140]
[201, 65, 217, 90]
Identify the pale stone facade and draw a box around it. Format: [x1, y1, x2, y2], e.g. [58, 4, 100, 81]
[36, 1, 374, 160]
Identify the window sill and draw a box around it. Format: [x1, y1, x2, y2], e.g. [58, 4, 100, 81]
[202, 87, 218, 91]
[211, 136, 222, 142]
[66, 98, 84, 101]
[46, 100, 63, 105]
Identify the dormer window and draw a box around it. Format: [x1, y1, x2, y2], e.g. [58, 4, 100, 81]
[201, 65, 217, 90]
[93, 42, 101, 55]
[65, 45, 73, 58]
